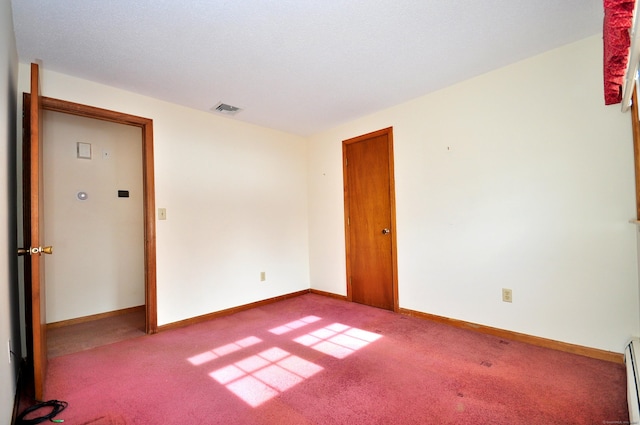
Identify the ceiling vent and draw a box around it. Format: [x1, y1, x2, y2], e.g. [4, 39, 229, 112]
[211, 102, 242, 116]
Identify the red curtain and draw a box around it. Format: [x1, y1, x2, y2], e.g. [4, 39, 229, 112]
[603, 0, 635, 105]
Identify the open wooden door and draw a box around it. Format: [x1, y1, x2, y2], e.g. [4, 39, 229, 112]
[21, 63, 50, 400]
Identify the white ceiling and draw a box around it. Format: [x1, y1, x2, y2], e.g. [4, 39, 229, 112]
[11, 1, 604, 136]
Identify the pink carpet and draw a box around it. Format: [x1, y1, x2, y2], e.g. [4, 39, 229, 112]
[43, 293, 628, 424]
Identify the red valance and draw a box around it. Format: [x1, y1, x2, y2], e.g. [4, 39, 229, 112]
[603, 0, 635, 105]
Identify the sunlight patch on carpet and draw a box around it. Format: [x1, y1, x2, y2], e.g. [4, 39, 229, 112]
[293, 322, 382, 359]
[189, 316, 382, 407]
[187, 336, 263, 366]
[209, 347, 323, 407]
[268, 315, 322, 335]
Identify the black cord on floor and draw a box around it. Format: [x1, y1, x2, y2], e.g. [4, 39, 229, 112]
[16, 399, 68, 424]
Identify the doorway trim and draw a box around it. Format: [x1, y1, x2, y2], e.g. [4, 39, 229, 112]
[342, 127, 399, 312]
[30, 94, 158, 334]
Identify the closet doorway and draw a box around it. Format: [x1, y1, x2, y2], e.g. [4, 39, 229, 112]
[43, 109, 146, 357]
[23, 93, 157, 377]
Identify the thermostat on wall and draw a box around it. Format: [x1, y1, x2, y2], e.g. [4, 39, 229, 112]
[77, 142, 91, 159]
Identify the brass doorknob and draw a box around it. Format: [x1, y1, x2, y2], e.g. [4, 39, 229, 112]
[17, 246, 53, 255]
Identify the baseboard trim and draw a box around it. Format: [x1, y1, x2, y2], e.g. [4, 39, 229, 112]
[157, 290, 311, 332]
[46, 305, 145, 330]
[151, 288, 622, 364]
[398, 307, 624, 364]
[309, 288, 348, 301]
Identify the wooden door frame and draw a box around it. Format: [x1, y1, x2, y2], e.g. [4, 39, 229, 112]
[342, 127, 399, 312]
[25, 94, 158, 334]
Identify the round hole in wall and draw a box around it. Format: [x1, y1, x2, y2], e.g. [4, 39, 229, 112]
[77, 191, 88, 201]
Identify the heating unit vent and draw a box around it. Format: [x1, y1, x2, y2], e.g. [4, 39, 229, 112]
[211, 102, 242, 116]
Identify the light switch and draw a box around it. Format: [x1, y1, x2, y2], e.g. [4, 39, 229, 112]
[158, 208, 167, 220]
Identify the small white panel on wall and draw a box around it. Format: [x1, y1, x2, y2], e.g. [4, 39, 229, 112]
[77, 142, 91, 159]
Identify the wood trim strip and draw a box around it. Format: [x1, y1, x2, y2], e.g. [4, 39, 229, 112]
[46, 305, 145, 330]
[157, 290, 311, 332]
[141, 112, 157, 334]
[386, 129, 399, 312]
[399, 307, 624, 364]
[341, 141, 352, 303]
[156, 289, 621, 364]
[41, 96, 151, 127]
[309, 288, 348, 300]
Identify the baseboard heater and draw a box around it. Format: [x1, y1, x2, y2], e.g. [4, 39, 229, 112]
[625, 338, 640, 424]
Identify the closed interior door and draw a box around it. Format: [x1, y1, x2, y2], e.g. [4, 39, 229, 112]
[343, 127, 397, 311]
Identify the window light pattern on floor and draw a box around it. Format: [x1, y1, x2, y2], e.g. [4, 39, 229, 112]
[187, 315, 382, 407]
[293, 322, 382, 359]
[187, 336, 262, 366]
[210, 347, 323, 407]
[268, 315, 322, 335]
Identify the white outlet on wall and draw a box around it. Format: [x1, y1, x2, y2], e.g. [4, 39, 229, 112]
[502, 288, 513, 303]
[260, 271, 266, 282]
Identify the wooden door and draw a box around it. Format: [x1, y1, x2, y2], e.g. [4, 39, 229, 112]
[343, 127, 398, 311]
[22, 63, 49, 400]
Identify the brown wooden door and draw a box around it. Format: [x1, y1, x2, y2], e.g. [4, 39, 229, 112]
[343, 127, 398, 311]
[22, 63, 49, 400]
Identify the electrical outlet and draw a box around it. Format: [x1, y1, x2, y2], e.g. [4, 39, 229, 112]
[260, 271, 266, 282]
[502, 288, 513, 303]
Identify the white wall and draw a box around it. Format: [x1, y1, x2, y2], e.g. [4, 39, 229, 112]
[43, 111, 144, 322]
[14, 34, 638, 355]
[1, 0, 18, 422]
[308, 35, 639, 353]
[18, 65, 310, 326]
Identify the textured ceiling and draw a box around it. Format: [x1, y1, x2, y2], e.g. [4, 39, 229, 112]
[11, 0, 604, 136]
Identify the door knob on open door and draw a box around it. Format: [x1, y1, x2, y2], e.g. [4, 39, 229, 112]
[17, 246, 53, 255]
[382, 228, 391, 235]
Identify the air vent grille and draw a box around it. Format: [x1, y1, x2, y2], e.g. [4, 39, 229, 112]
[211, 102, 242, 116]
